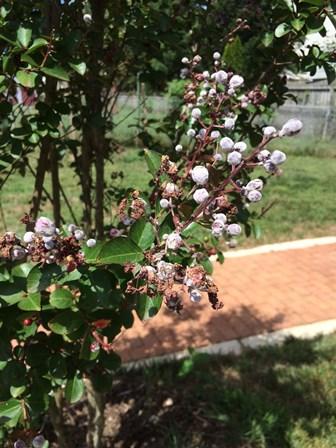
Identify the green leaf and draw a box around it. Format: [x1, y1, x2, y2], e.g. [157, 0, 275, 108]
[130, 218, 155, 250]
[200, 257, 213, 274]
[41, 66, 70, 82]
[27, 264, 62, 293]
[136, 294, 163, 320]
[17, 27, 32, 48]
[27, 37, 48, 54]
[252, 222, 262, 239]
[144, 149, 161, 177]
[16, 70, 37, 88]
[21, 53, 38, 67]
[0, 399, 22, 420]
[10, 386, 25, 398]
[98, 238, 144, 265]
[274, 23, 292, 38]
[291, 18, 305, 31]
[82, 241, 105, 264]
[50, 288, 73, 309]
[48, 311, 84, 335]
[299, 0, 324, 5]
[69, 62, 87, 76]
[262, 32, 274, 47]
[65, 375, 84, 403]
[18, 292, 41, 311]
[323, 63, 336, 84]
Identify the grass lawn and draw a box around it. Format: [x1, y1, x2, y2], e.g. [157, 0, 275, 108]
[59, 333, 336, 447]
[0, 143, 335, 246]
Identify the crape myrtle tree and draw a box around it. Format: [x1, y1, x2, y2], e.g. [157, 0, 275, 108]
[0, 0, 334, 447]
[0, 0, 335, 234]
[0, 52, 305, 447]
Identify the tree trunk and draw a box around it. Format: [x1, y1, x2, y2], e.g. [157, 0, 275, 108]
[83, 0, 107, 238]
[49, 390, 70, 448]
[85, 378, 106, 448]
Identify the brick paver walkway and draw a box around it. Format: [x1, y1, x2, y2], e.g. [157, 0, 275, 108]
[114, 243, 336, 362]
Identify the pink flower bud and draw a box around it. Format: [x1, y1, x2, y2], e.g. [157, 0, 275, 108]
[234, 141, 247, 152]
[191, 108, 202, 119]
[229, 75, 244, 89]
[270, 150, 286, 165]
[247, 190, 262, 202]
[263, 126, 277, 137]
[166, 232, 183, 250]
[35, 217, 56, 236]
[189, 288, 202, 303]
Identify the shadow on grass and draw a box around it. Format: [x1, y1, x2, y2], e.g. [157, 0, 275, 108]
[102, 333, 336, 448]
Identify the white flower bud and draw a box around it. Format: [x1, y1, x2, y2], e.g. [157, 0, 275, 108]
[219, 137, 234, 152]
[212, 70, 228, 83]
[246, 179, 263, 191]
[122, 217, 134, 226]
[189, 288, 202, 303]
[44, 239, 55, 250]
[23, 231, 35, 244]
[74, 229, 85, 241]
[213, 213, 227, 224]
[193, 55, 202, 63]
[166, 232, 183, 250]
[257, 149, 271, 162]
[197, 128, 206, 139]
[224, 117, 236, 130]
[175, 144, 183, 152]
[67, 224, 76, 233]
[270, 150, 286, 165]
[210, 130, 220, 139]
[212, 220, 225, 237]
[160, 198, 170, 209]
[191, 108, 202, 119]
[234, 141, 247, 152]
[165, 182, 179, 194]
[227, 88, 235, 96]
[227, 151, 242, 166]
[208, 88, 217, 97]
[263, 126, 277, 137]
[86, 238, 97, 248]
[263, 160, 277, 173]
[191, 165, 209, 185]
[213, 51, 221, 60]
[32, 435, 46, 448]
[181, 57, 189, 64]
[202, 70, 210, 79]
[214, 60, 220, 67]
[193, 188, 209, 204]
[229, 75, 244, 89]
[83, 13, 92, 24]
[12, 246, 26, 260]
[247, 190, 262, 202]
[227, 223, 242, 236]
[157, 261, 175, 280]
[199, 89, 208, 98]
[279, 118, 303, 137]
[187, 129, 196, 138]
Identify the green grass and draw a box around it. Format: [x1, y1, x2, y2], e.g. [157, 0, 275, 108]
[0, 141, 335, 245]
[103, 333, 336, 447]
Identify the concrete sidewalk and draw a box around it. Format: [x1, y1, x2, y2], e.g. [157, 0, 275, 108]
[114, 241, 336, 362]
